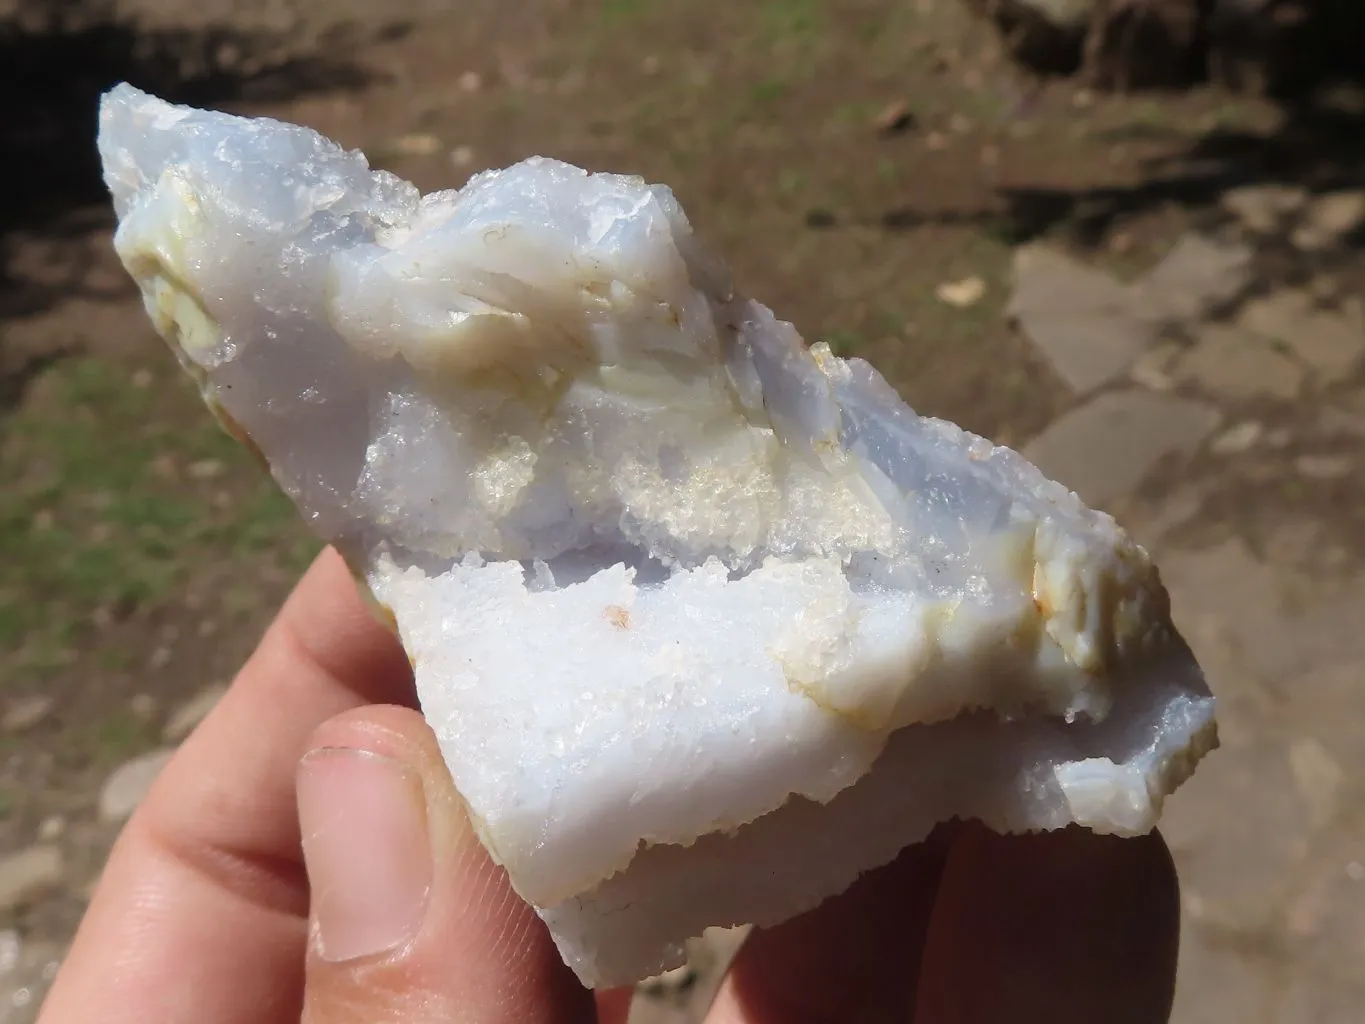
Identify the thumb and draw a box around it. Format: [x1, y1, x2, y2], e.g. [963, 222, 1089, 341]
[295, 705, 596, 1024]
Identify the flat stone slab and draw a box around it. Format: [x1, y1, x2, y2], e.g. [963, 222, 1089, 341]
[1007, 243, 1160, 395]
[1220, 184, 1307, 234]
[1137, 233, 1253, 322]
[1238, 289, 1364, 386]
[1292, 190, 1365, 252]
[1007, 234, 1254, 398]
[1174, 323, 1305, 401]
[1157, 541, 1365, 1023]
[1022, 389, 1221, 508]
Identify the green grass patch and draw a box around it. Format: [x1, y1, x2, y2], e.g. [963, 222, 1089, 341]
[596, 0, 647, 26]
[758, 0, 823, 46]
[750, 76, 788, 105]
[85, 708, 159, 767]
[0, 356, 314, 685]
[776, 166, 808, 196]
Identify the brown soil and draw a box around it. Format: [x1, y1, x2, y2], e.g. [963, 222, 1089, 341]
[4, 0, 1365, 1019]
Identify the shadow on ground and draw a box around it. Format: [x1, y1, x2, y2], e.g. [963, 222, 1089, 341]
[0, 0, 401, 407]
[997, 97, 1365, 248]
[873, 90, 1365, 257]
[886, 1, 1365, 250]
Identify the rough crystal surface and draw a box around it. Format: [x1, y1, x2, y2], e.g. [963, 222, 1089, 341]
[98, 84, 1218, 987]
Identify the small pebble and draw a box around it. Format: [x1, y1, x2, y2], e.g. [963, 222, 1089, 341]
[0, 930, 19, 974]
[872, 99, 916, 136]
[1210, 421, 1263, 456]
[99, 749, 177, 823]
[0, 847, 63, 913]
[389, 133, 442, 157]
[163, 683, 230, 743]
[1183, 892, 1205, 919]
[2, 696, 54, 734]
[936, 276, 986, 308]
[187, 459, 225, 480]
[1294, 454, 1352, 480]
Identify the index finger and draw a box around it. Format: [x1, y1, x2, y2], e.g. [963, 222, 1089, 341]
[40, 547, 416, 1024]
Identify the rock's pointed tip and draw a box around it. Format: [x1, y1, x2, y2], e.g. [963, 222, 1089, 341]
[97, 86, 204, 214]
[98, 81, 146, 121]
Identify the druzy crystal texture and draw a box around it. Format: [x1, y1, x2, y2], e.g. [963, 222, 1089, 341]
[99, 84, 1217, 987]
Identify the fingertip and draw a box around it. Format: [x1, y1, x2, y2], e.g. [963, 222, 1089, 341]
[302, 705, 436, 770]
[593, 987, 636, 1024]
[915, 825, 1180, 1024]
[299, 705, 595, 1023]
[714, 831, 953, 1023]
[268, 549, 416, 711]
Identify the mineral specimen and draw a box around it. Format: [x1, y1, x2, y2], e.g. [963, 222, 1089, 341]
[98, 84, 1218, 988]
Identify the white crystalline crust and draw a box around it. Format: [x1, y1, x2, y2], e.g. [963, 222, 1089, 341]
[544, 653, 1214, 984]
[98, 84, 1218, 988]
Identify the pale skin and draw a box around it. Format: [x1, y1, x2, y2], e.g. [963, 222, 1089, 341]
[39, 546, 1181, 1024]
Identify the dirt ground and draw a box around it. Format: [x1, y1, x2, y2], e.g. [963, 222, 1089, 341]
[3, 0, 1365, 1020]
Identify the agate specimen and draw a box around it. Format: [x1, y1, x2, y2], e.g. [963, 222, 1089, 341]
[98, 84, 1217, 988]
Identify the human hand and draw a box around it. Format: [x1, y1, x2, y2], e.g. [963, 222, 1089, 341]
[39, 547, 1180, 1024]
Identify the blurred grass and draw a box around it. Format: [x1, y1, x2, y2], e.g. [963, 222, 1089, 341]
[80, 706, 162, 767]
[0, 356, 316, 685]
